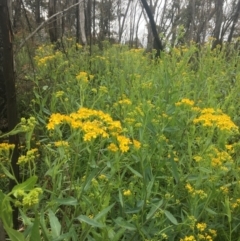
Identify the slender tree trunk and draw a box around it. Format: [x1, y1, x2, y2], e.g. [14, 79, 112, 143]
[48, 0, 60, 44]
[0, 220, 5, 241]
[0, 0, 19, 230]
[76, 0, 80, 43]
[227, 0, 240, 43]
[140, 0, 163, 57]
[212, 0, 224, 49]
[13, 0, 21, 30]
[35, 0, 41, 24]
[118, 0, 131, 43]
[78, 0, 87, 45]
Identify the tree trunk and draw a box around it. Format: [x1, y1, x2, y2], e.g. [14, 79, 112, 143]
[212, 0, 224, 49]
[13, 0, 21, 30]
[79, 0, 87, 45]
[0, 0, 19, 230]
[48, 0, 60, 44]
[227, 0, 240, 43]
[140, 0, 163, 57]
[0, 220, 5, 241]
[35, 0, 41, 24]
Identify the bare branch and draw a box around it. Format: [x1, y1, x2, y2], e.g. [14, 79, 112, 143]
[17, 1, 82, 52]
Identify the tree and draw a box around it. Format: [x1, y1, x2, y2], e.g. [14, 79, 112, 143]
[140, 0, 163, 57]
[48, 0, 61, 44]
[0, 0, 20, 230]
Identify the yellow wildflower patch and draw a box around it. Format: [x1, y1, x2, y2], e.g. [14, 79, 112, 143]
[47, 107, 141, 153]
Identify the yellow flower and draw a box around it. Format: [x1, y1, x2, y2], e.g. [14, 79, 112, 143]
[107, 143, 119, 152]
[193, 155, 202, 162]
[76, 71, 88, 83]
[176, 98, 194, 107]
[98, 174, 108, 181]
[180, 235, 196, 241]
[220, 186, 229, 195]
[99, 86, 108, 93]
[117, 135, 131, 152]
[54, 141, 69, 147]
[185, 183, 194, 193]
[196, 222, 207, 232]
[193, 108, 238, 132]
[22, 188, 42, 208]
[133, 140, 141, 149]
[123, 189, 132, 196]
[55, 91, 64, 97]
[17, 148, 38, 165]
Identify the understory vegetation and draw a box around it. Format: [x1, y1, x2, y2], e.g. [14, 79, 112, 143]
[1, 39, 240, 241]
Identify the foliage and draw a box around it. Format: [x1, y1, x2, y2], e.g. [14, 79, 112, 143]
[1, 39, 240, 240]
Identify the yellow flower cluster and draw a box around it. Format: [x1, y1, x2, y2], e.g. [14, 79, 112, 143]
[0, 143, 15, 158]
[47, 107, 141, 153]
[14, 187, 43, 208]
[193, 108, 238, 132]
[180, 235, 196, 241]
[98, 174, 108, 181]
[35, 55, 55, 66]
[76, 71, 89, 83]
[54, 141, 69, 147]
[175, 98, 195, 106]
[18, 148, 38, 165]
[208, 146, 233, 168]
[55, 91, 64, 98]
[181, 222, 217, 241]
[118, 98, 132, 105]
[196, 222, 207, 232]
[230, 198, 240, 209]
[123, 189, 132, 196]
[185, 183, 207, 199]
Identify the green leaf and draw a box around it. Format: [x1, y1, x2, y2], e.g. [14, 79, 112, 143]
[40, 210, 50, 241]
[205, 207, 217, 215]
[169, 156, 179, 184]
[94, 203, 115, 221]
[55, 197, 78, 206]
[164, 210, 178, 225]
[0, 164, 16, 180]
[4, 226, 25, 241]
[114, 217, 136, 231]
[52, 232, 72, 241]
[0, 191, 12, 227]
[118, 189, 123, 207]
[146, 199, 163, 220]
[126, 165, 143, 178]
[30, 215, 41, 241]
[12, 176, 38, 193]
[48, 210, 61, 238]
[199, 167, 212, 174]
[76, 215, 105, 228]
[112, 227, 126, 241]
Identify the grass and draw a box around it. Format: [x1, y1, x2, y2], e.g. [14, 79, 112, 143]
[1, 38, 240, 241]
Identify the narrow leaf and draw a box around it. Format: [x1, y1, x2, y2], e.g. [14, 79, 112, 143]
[4, 226, 25, 241]
[94, 203, 115, 221]
[205, 207, 217, 215]
[30, 215, 41, 241]
[48, 210, 61, 238]
[169, 157, 179, 184]
[76, 215, 105, 228]
[118, 189, 123, 207]
[126, 165, 143, 178]
[12, 176, 38, 193]
[114, 217, 136, 231]
[146, 199, 163, 220]
[164, 210, 178, 225]
[55, 197, 78, 206]
[0, 164, 16, 180]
